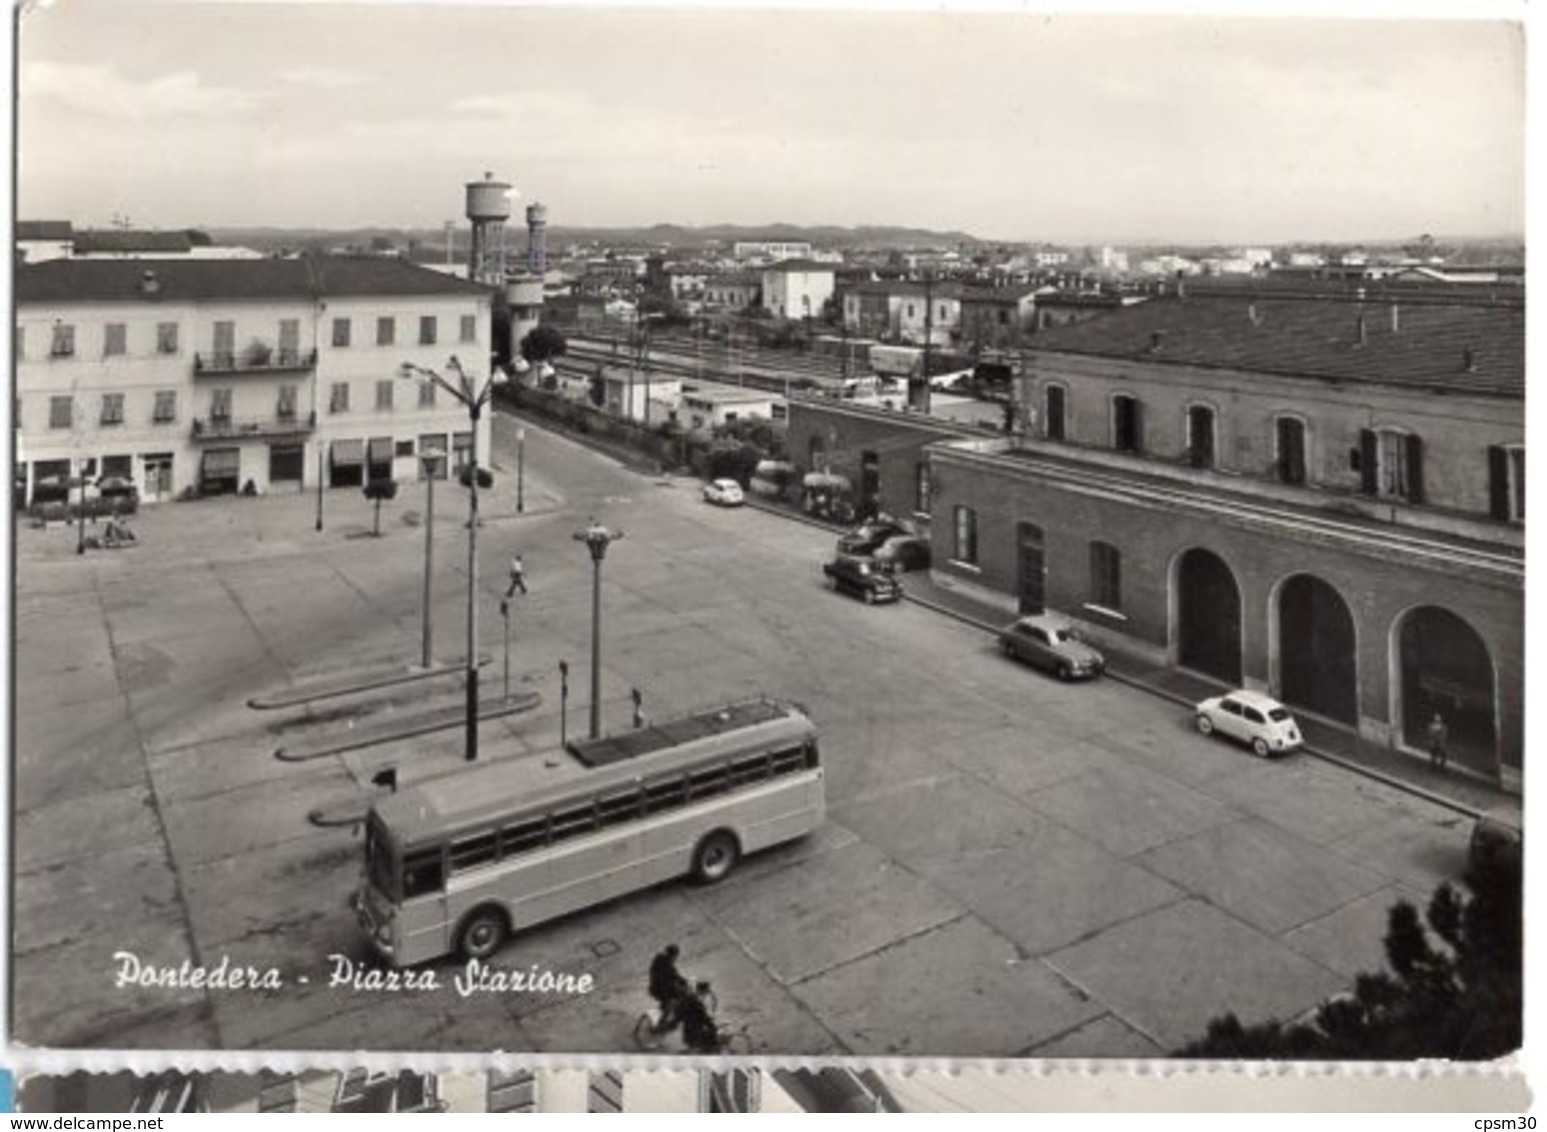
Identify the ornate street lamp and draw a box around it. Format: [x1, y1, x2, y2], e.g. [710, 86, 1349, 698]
[400, 356, 505, 760]
[573, 520, 623, 740]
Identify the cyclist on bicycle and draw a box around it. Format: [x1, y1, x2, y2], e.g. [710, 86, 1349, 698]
[647, 944, 688, 1034]
[678, 980, 721, 1055]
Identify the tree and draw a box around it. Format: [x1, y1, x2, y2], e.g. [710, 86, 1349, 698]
[1175, 849, 1522, 1060]
[362, 479, 398, 537]
[520, 323, 568, 365]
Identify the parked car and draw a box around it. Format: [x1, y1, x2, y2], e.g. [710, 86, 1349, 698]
[822, 554, 902, 604]
[702, 478, 745, 507]
[748, 460, 797, 502]
[997, 614, 1105, 680]
[874, 533, 931, 574]
[1194, 690, 1303, 757]
[837, 516, 915, 556]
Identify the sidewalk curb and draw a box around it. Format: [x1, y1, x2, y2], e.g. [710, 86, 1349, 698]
[249, 656, 493, 710]
[274, 691, 543, 761]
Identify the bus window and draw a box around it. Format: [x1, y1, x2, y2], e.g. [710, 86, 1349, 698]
[450, 831, 499, 873]
[730, 751, 771, 785]
[769, 747, 804, 776]
[365, 821, 396, 896]
[805, 739, 820, 769]
[500, 817, 547, 856]
[598, 787, 644, 827]
[551, 802, 599, 844]
[687, 763, 732, 800]
[644, 776, 688, 815]
[403, 850, 445, 898]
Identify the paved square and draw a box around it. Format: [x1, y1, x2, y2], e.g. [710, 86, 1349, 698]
[1019, 761, 1239, 857]
[1047, 898, 1348, 1052]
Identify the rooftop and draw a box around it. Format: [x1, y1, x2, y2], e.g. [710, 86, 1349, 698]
[16, 256, 494, 304]
[1027, 291, 1523, 398]
[72, 229, 194, 254]
[17, 220, 73, 241]
[763, 259, 837, 274]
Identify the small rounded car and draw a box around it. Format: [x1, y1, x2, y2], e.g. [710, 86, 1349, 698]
[837, 516, 915, 557]
[702, 478, 745, 507]
[1195, 689, 1302, 757]
[997, 614, 1105, 680]
[822, 553, 902, 605]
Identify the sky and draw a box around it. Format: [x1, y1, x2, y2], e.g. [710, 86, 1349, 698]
[11, 0, 1529, 245]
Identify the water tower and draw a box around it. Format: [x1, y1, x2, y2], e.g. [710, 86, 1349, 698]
[465, 172, 512, 286]
[525, 202, 549, 277]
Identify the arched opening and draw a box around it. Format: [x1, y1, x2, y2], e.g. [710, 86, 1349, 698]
[1396, 607, 1496, 774]
[1016, 522, 1045, 614]
[1277, 574, 1357, 725]
[1176, 548, 1241, 684]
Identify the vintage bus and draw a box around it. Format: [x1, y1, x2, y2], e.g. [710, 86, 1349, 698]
[354, 698, 824, 966]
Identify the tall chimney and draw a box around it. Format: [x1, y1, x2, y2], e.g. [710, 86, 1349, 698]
[526, 202, 549, 277]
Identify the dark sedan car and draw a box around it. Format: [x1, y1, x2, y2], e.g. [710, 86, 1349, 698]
[836, 517, 915, 557]
[823, 554, 902, 604]
[874, 534, 931, 574]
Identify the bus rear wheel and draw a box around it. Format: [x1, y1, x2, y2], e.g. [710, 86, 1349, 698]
[457, 907, 509, 961]
[692, 831, 740, 884]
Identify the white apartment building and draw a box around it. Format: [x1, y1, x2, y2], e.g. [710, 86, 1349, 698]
[759, 260, 836, 322]
[15, 257, 494, 506]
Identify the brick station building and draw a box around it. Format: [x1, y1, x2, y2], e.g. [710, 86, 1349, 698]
[787, 282, 1524, 787]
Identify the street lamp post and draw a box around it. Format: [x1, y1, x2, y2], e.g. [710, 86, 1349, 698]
[400, 356, 505, 761]
[573, 520, 623, 740]
[315, 446, 325, 532]
[559, 659, 570, 749]
[75, 464, 92, 555]
[418, 452, 443, 668]
[516, 427, 525, 514]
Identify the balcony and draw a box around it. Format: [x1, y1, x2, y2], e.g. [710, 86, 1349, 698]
[194, 347, 317, 376]
[190, 412, 316, 442]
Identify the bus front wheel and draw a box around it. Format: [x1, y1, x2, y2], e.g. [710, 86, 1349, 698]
[457, 907, 509, 961]
[692, 831, 740, 884]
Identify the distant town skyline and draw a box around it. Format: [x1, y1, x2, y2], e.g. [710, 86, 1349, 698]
[15, 2, 1526, 246]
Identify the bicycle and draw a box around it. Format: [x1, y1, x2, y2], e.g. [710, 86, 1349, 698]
[632, 983, 723, 1053]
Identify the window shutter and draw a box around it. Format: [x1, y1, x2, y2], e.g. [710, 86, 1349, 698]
[1359, 429, 1378, 495]
[1131, 399, 1145, 454]
[1405, 433, 1425, 504]
[1487, 445, 1510, 520]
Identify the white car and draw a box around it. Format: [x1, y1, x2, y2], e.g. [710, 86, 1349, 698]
[702, 479, 745, 507]
[1194, 689, 1303, 757]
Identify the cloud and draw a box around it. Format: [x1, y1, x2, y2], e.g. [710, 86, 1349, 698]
[279, 66, 366, 91]
[21, 61, 266, 121]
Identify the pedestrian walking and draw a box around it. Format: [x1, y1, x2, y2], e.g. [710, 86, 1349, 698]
[1426, 712, 1449, 773]
[505, 554, 527, 598]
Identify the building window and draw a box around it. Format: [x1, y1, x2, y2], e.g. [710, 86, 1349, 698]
[330, 382, 350, 414]
[1044, 385, 1066, 441]
[157, 322, 179, 355]
[452, 430, 474, 473]
[49, 396, 73, 429]
[332, 318, 352, 348]
[1113, 394, 1143, 454]
[104, 323, 127, 357]
[210, 388, 233, 424]
[377, 316, 396, 346]
[50, 323, 75, 357]
[418, 379, 436, 408]
[1089, 541, 1121, 610]
[277, 385, 298, 421]
[916, 463, 932, 515]
[100, 393, 125, 426]
[1488, 444, 1525, 523]
[1275, 416, 1307, 485]
[1359, 428, 1423, 503]
[953, 504, 978, 565]
[1186, 404, 1215, 469]
[419, 316, 437, 346]
[460, 314, 477, 343]
[213, 320, 235, 366]
[152, 391, 177, 423]
[376, 380, 394, 411]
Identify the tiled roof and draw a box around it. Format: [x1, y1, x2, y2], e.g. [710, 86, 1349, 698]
[959, 285, 1041, 305]
[1027, 292, 1523, 398]
[16, 256, 494, 304]
[73, 229, 193, 254]
[763, 259, 836, 274]
[842, 280, 963, 299]
[16, 220, 73, 241]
